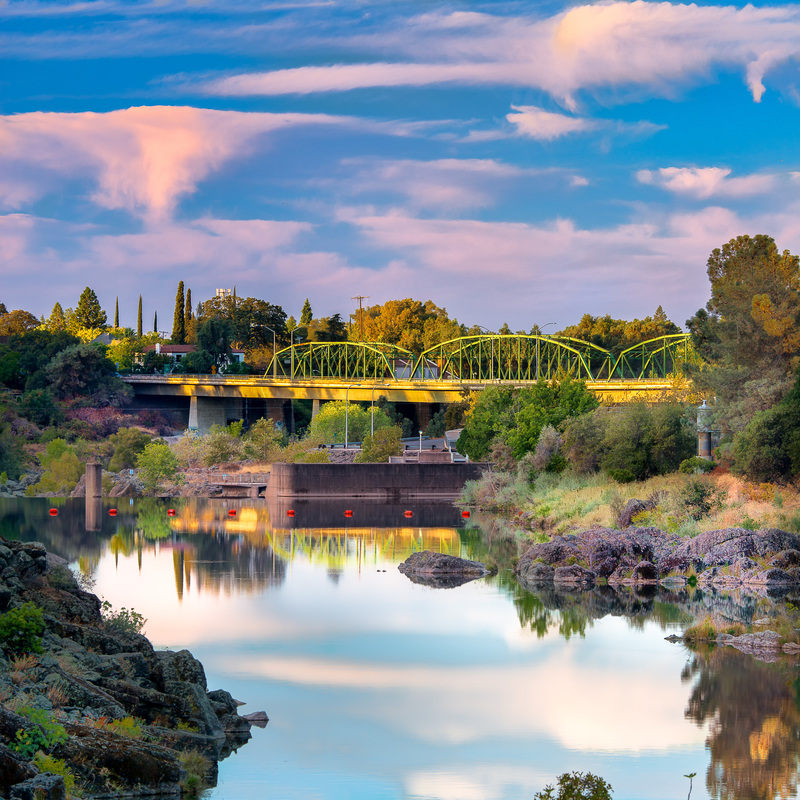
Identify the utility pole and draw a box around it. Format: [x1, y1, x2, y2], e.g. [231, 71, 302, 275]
[351, 295, 369, 341]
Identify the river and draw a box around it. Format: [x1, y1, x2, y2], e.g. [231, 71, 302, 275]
[2, 497, 798, 800]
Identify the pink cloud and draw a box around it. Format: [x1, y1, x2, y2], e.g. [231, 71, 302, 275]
[637, 167, 778, 198]
[0, 106, 355, 220]
[505, 106, 593, 140]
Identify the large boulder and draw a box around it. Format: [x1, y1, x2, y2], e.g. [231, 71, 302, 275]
[398, 552, 489, 588]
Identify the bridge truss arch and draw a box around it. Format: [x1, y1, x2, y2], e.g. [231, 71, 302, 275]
[266, 341, 417, 380]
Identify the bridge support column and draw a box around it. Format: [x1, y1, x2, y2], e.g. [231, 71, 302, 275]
[416, 403, 433, 431]
[312, 398, 320, 418]
[225, 398, 244, 424]
[188, 396, 227, 433]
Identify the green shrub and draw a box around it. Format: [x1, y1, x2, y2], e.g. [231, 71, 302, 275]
[34, 437, 83, 493]
[202, 424, 243, 466]
[136, 441, 181, 493]
[101, 600, 146, 635]
[679, 456, 717, 474]
[680, 478, 725, 521]
[108, 427, 152, 472]
[534, 771, 613, 800]
[355, 426, 403, 463]
[107, 716, 144, 738]
[179, 750, 212, 796]
[33, 753, 76, 793]
[11, 707, 68, 758]
[0, 602, 45, 654]
[607, 468, 635, 484]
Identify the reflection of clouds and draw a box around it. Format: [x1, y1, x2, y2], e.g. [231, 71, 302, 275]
[224, 644, 705, 752]
[405, 765, 548, 800]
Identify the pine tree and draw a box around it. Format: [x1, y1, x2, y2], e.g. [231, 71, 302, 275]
[153, 311, 158, 333]
[184, 288, 192, 327]
[47, 302, 66, 332]
[172, 281, 185, 344]
[114, 297, 120, 329]
[137, 295, 143, 337]
[300, 299, 313, 326]
[74, 287, 107, 330]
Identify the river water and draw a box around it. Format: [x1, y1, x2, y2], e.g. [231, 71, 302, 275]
[2, 497, 799, 800]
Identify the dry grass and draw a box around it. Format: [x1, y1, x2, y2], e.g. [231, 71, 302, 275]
[46, 681, 70, 709]
[500, 470, 800, 537]
[10, 653, 39, 685]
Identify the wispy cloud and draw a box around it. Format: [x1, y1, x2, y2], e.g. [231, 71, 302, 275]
[637, 167, 778, 199]
[199, 3, 800, 105]
[505, 106, 594, 140]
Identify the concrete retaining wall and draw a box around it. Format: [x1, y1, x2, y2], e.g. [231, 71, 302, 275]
[268, 462, 486, 499]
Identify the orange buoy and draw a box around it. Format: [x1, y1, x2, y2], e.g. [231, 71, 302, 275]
[287, 509, 295, 517]
[49, 508, 58, 517]
[404, 510, 413, 518]
[462, 510, 470, 518]
[108, 509, 117, 517]
[228, 509, 237, 517]
[167, 509, 176, 517]
[344, 510, 353, 518]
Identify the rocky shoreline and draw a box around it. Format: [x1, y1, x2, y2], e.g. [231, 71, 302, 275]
[0, 537, 261, 799]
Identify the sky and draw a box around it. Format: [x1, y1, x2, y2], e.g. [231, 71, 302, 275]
[2, 0, 800, 333]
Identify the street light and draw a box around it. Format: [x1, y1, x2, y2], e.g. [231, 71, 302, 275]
[419, 430, 423, 451]
[254, 324, 277, 379]
[345, 382, 362, 449]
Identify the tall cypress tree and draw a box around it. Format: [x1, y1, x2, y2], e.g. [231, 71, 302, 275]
[172, 281, 185, 344]
[185, 288, 192, 327]
[300, 299, 313, 326]
[114, 297, 119, 329]
[153, 310, 158, 333]
[137, 295, 143, 337]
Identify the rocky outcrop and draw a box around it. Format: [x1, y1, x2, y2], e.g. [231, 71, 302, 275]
[0, 536, 260, 798]
[516, 525, 800, 593]
[398, 551, 490, 588]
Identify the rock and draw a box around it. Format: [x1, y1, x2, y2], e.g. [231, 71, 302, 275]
[631, 560, 659, 583]
[617, 498, 651, 528]
[782, 642, 800, 653]
[517, 562, 555, 586]
[241, 711, 269, 728]
[769, 549, 800, 568]
[553, 565, 596, 586]
[660, 576, 686, 589]
[717, 630, 784, 656]
[398, 551, 488, 583]
[753, 618, 772, 625]
[0, 743, 37, 797]
[10, 774, 66, 800]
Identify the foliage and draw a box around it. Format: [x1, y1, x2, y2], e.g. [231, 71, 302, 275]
[309, 401, 392, 444]
[0, 602, 45, 654]
[680, 477, 726, 520]
[108, 427, 152, 472]
[355, 426, 403, 462]
[136, 441, 181, 493]
[46, 302, 67, 332]
[101, 600, 147, 635]
[74, 286, 107, 330]
[558, 308, 680, 355]
[300, 298, 313, 326]
[679, 456, 718, 474]
[242, 418, 284, 462]
[35, 438, 83, 493]
[179, 749, 212, 796]
[607, 468, 635, 484]
[533, 425, 567, 473]
[18, 388, 62, 427]
[561, 411, 607, 474]
[172, 281, 186, 344]
[0, 329, 79, 391]
[533, 771, 613, 800]
[424, 407, 447, 438]
[457, 379, 599, 461]
[352, 298, 464, 355]
[196, 294, 287, 353]
[203, 423, 245, 465]
[0, 309, 41, 335]
[195, 317, 233, 369]
[11, 707, 68, 758]
[172, 430, 208, 469]
[0, 423, 26, 481]
[33, 752, 77, 792]
[45, 344, 131, 405]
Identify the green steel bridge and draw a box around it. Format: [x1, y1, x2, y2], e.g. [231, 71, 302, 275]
[123, 333, 696, 430]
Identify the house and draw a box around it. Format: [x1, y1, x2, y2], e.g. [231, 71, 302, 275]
[138, 343, 246, 366]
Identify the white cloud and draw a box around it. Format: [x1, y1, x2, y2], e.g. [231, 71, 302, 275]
[637, 166, 777, 199]
[200, 3, 800, 105]
[505, 105, 594, 140]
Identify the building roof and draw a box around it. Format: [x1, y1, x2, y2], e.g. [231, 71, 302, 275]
[143, 344, 197, 354]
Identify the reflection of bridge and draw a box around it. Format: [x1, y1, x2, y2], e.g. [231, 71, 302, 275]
[123, 334, 695, 430]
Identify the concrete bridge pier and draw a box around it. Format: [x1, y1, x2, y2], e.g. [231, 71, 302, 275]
[189, 396, 227, 432]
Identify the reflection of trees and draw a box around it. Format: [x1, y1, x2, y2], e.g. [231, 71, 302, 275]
[684, 647, 800, 800]
[136, 498, 175, 539]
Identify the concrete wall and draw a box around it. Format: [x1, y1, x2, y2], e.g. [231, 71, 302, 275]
[188, 396, 227, 431]
[268, 462, 486, 499]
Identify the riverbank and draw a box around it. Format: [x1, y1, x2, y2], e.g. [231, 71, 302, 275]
[0, 537, 258, 798]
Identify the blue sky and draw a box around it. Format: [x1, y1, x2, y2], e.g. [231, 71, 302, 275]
[2, 0, 800, 333]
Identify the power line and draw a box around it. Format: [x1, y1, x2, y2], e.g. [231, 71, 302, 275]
[351, 295, 369, 341]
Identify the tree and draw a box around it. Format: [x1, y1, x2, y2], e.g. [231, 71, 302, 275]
[74, 287, 107, 330]
[196, 295, 287, 352]
[136, 441, 181, 493]
[355, 426, 403, 462]
[0, 310, 40, 335]
[108, 427, 152, 472]
[300, 298, 313, 326]
[309, 401, 392, 443]
[534, 771, 613, 800]
[0, 329, 79, 391]
[47, 303, 66, 332]
[45, 344, 131, 404]
[153, 310, 158, 333]
[114, 297, 120, 329]
[195, 317, 233, 369]
[137, 295, 143, 337]
[172, 281, 185, 344]
[687, 235, 800, 433]
[184, 288, 192, 340]
[0, 302, 6, 315]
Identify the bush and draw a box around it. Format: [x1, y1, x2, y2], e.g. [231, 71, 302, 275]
[136, 409, 172, 436]
[309, 401, 392, 444]
[33, 753, 76, 792]
[101, 600, 147, 635]
[533, 425, 566, 473]
[11, 708, 68, 758]
[242, 418, 284, 462]
[136, 440, 181, 493]
[203, 423, 244, 466]
[108, 427, 152, 472]
[34, 438, 83, 494]
[680, 477, 725, 520]
[607, 468, 635, 484]
[732, 404, 800, 482]
[679, 456, 717, 474]
[355, 426, 403, 463]
[0, 602, 45, 654]
[534, 771, 613, 800]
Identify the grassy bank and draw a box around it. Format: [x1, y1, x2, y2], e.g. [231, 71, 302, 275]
[461, 468, 800, 537]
